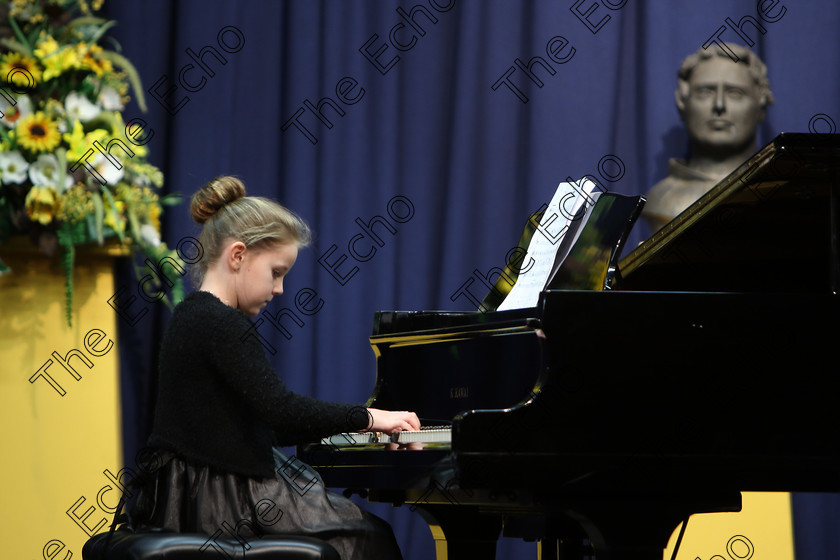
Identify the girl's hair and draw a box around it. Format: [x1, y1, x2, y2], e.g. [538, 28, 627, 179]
[189, 176, 311, 285]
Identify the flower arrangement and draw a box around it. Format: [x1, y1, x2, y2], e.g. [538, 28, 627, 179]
[0, 0, 184, 325]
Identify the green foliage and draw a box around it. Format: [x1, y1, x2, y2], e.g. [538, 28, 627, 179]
[56, 221, 86, 326]
[0, 0, 183, 325]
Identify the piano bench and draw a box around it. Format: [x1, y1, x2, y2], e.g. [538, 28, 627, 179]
[82, 528, 340, 560]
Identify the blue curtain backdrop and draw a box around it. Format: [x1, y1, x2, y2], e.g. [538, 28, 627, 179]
[101, 1, 840, 559]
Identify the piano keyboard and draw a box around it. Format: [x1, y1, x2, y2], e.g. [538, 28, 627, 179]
[321, 432, 379, 446]
[390, 427, 450, 443]
[321, 426, 451, 446]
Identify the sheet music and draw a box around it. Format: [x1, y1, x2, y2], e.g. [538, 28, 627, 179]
[497, 178, 598, 311]
[544, 188, 603, 286]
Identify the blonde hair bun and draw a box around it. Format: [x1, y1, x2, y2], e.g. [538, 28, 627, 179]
[190, 176, 247, 224]
[188, 175, 311, 286]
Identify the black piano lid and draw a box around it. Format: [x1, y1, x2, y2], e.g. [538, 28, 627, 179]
[371, 306, 541, 338]
[618, 133, 840, 294]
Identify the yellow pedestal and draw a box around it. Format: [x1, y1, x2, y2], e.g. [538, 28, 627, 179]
[663, 492, 795, 560]
[0, 240, 126, 559]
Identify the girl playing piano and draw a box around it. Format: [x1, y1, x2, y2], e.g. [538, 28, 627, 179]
[128, 176, 419, 560]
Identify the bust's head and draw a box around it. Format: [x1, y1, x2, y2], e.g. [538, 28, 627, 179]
[675, 44, 773, 155]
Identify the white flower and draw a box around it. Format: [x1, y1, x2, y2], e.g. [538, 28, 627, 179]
[0, 94, 32, 128]
[65, 91, 101, 122]
[140, 224, 161, 247]
[29, 153, 59, 185]
[0, 151, 29, 184]
[28, 153, 73, 192]
[98, 86, 124, 111]
[91, 153, 124, 185]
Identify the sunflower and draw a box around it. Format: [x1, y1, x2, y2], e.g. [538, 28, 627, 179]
[78, 43, 113, 76]
[0, 53, 43, 88]
[16, 112, 61, 153]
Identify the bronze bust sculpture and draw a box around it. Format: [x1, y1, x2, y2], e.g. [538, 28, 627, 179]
[642, 44, 774, 233]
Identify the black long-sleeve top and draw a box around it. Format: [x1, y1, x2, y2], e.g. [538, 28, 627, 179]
[148, 290, 368, 478]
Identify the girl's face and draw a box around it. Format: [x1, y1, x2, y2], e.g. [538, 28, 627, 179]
[235, 242, 298, 316]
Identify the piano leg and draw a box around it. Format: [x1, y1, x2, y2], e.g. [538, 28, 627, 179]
[415, 505, 502, 560]
[536, 524, 593, 560]
[502, 514, 593, 560]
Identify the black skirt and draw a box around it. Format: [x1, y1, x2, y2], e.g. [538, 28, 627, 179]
[127, 448, 403, 560]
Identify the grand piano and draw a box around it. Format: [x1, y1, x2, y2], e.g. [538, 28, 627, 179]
[298, 133, 840, 559]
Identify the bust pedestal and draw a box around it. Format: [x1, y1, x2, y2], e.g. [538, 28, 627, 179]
[0, 237, 127, 559]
